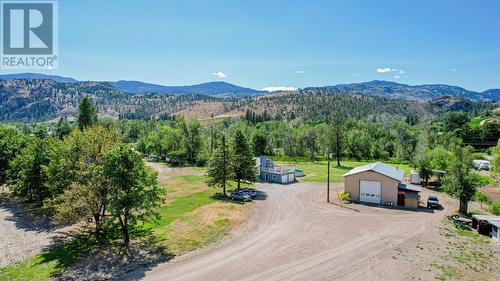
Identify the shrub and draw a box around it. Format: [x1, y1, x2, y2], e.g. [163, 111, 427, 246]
[490, 203, 500, 215]
[340, 191, 351, 202]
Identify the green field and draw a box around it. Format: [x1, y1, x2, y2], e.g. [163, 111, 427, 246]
[275, 160, 411, 183]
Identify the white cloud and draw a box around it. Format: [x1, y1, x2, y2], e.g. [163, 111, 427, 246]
[392, 68, 398, 71]
[394, 75, 400, 79]
[399, 70, 405, 74]
[295, 70, 304, 74]
[376, 67, 392, 73]
[450, 68, 457, 72]
[261, 86, 297, 92]
[211, 71, 226, 78]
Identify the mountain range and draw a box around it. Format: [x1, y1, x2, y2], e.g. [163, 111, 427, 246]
[0, 73, 498, 101]
[2, 79, 493, 122]
[0, 73, 265, 97]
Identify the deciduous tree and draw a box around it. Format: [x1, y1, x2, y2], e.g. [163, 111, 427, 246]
[104, 145, 164, 246]
[443, 145, 480, 215]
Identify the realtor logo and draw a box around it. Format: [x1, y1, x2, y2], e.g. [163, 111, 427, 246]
[1, 1, 58, 69]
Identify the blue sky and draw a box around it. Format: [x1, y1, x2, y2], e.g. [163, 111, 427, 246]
[3, 0, 500, 91]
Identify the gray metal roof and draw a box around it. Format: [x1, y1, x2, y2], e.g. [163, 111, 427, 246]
[399, 183, 422, 192]
[489, 220, 500, 228]
[343, 162, 404, 181]
[472, 215, 500, 221]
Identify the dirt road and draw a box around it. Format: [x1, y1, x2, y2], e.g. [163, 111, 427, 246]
[143, 182, 449, 281]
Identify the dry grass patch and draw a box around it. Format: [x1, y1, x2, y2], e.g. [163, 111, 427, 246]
[161, 202, 246, 254]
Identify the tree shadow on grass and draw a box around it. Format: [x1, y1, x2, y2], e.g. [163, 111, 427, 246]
[25, 228, 175, 281]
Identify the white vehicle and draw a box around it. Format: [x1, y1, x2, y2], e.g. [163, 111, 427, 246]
[473, 160, 491, 171]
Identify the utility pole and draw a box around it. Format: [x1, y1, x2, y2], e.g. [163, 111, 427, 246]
[222, 134, 227, 196]
[327, 153, 331, 202]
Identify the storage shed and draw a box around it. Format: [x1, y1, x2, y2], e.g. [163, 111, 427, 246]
[472, 215, 500, 242]
[344, 162, 419, 208]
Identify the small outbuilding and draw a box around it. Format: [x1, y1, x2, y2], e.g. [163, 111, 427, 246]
[472, 215, 500, 242]
[344, 162, 419, 208]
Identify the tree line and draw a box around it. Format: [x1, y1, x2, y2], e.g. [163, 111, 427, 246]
[0, 97, 164, 246]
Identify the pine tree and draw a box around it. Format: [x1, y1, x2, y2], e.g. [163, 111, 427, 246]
[77, 97, 98, 131]
[231, 129, 256, 190]
[56, 116, 72, 140]
[207, 134, 232, 195]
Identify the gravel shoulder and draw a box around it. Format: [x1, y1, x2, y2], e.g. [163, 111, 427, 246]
[141, 182, 469, 281]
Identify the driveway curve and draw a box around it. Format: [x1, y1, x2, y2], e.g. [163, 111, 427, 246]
[143, 182, 446, 281]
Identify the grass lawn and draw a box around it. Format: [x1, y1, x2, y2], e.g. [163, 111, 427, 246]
[151, 168, 248, 254]
[275, 160, 411, 183]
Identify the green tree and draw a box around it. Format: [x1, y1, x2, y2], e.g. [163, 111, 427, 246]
[415, 155, 433, 187]
[231, 129, 256, 189]
[442, 111, 470, 140]
[442, 145, 480, 215]
[207, 135, 232, 195]
[304, 127, 318, 160]
[329, 108, 346, 166]
[473, 192, 491, 209]
[179, 118, 203, 164]
[492, 141, 500, 174]
[53, 125, 121, 233]
[77, 97, 98, 131]
[8, 137, 54, 204]
[104, 145, 164, 246]
[55, 116, 72, 140]
[0, 126, 25, 186]
[252, 133, 267, 156]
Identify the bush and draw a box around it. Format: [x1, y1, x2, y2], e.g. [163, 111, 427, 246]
[473, 191, 492, 204]
[195, 154, 209, 167]
[340, 191, 351, 202]
[490, 203, 500, 215]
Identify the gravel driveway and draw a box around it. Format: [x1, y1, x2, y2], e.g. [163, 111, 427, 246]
[141, 182, 449, 281]
[0, 194, 58, 267]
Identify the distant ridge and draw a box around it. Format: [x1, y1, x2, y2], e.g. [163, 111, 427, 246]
[0, 73, 77, 83]
[317, 80, 500, 101]
[0, 73, 266, 97]
[0, 73, 498, 100]
[109, 80, 267, 97]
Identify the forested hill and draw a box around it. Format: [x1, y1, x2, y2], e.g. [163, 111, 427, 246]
[315, 80, 500, 101]
[0, 79, 496, 122]
[229, 89, 495, 122]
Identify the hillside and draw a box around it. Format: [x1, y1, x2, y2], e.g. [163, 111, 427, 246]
[318, 80, 500, 101]
[0, 80, 496, 122]
[0, 73, 266, 97]
[0, 80, 240, 121]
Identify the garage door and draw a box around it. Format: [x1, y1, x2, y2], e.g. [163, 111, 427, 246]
[359, 180, 381, 204]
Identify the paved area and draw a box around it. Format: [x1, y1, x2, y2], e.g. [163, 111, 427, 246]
[143, 182, 449, 281]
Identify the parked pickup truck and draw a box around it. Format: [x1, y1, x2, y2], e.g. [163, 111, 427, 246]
[427, 195, 440, 209]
